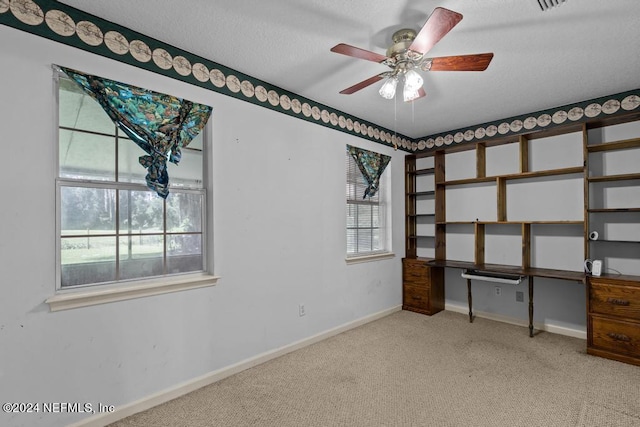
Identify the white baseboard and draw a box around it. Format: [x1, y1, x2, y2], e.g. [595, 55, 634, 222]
[445, 303, 586, 340]
[68, 305, 402, 427]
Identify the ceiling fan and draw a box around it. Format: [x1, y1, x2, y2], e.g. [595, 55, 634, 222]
[330, 7, 494, 102]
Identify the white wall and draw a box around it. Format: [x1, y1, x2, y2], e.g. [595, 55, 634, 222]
[0, 26, 405, 427]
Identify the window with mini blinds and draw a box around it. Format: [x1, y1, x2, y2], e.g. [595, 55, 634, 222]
[346, 145, 391, 257]
[56, 69, 211, 288]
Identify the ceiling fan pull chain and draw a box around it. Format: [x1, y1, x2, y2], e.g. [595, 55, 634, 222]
[393, 94, 398, 150]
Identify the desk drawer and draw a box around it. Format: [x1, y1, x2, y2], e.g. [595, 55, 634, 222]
[590, 281, 640, 321]
[403, 259, 431, 285]
[403, 284, 430, 308]
[590, 316, 640, 358]
[404, 275, 430, 289]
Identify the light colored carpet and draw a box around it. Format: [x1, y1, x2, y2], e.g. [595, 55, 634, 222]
[109, 310, 640, 427]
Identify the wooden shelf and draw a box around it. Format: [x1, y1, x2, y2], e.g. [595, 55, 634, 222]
[408, 235, 435, 239]
[438, 166, 584, 186]
[436, 221, 476, 225]
[589, 239, 640, 244]
[588, 208, 640, 213]
[426, 259, 586, 282]
[409, 167, 435, 175]
[588, 173, 640, 182]
[407, 190, 435, 196]
[504, 166, 585, 180]
[436, 220, 583, 225]
[437, 176, 495, 186]
[587, 137, 640, 152]
[407, 213, 435, 218]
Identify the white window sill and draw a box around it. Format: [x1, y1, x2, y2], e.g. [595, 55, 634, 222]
[45, 274, 220, 312]
[345, 252, 395, 264]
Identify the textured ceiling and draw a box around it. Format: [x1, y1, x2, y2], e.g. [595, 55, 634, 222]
[59, 0, 640, 139]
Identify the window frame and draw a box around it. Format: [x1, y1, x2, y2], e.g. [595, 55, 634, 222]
[55, 179, 209, 290]
[345, 147, 393, 262]
[49, 68, 218, 310]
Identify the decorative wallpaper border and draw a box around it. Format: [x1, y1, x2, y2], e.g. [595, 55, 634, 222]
[415, 89, 640, 152]
[0, 0, 415, 151]
[2, 0, 639, 154]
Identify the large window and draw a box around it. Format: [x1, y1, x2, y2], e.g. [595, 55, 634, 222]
[56, 73, 208, 288]
[346, 149, 390, 256]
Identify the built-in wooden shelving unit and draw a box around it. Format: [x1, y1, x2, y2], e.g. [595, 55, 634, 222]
[404, 105, 640, 364]
[406, 113, 640, 277]
[425, 134, 588, 270]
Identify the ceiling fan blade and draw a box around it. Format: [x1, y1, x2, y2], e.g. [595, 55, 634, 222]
[406, 87, 427, 103]
[429, 53, 494, 71]
[330, 43, 389, 63]
[339, 74, 385, 94]
[409, 7, 463, 54]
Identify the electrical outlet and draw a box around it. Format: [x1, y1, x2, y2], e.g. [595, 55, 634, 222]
[494, 286, 501, 296]
[299, 304, 306, 317]
[516, 291, 524, 302]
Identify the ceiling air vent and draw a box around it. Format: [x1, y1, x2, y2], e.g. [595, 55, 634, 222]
[537, 0, 568, 11]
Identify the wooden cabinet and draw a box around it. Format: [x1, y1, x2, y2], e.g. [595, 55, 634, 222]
[587, 276, 640, 366]
[402, 258, 444, 315]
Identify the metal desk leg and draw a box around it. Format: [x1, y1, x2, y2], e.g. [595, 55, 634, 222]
[467, 278, 473, 323]
[528, 276, 534, 337]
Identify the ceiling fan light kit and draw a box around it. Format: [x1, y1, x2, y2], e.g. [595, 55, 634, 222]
[378, 68, 423, 101]
[403, 84, 421, 103]
[403, 69, 424, 92]
[330, 7, 494, 102]
[379, 76, 398, 99]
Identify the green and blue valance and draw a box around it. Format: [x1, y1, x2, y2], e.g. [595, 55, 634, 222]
[60, 66, 212, 198]
[347, 145, 391, 199]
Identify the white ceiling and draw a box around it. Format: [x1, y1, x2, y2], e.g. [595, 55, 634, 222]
[59, 0, 640, 139]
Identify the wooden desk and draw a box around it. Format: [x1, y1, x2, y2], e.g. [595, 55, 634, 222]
[426, 259, 586, 337]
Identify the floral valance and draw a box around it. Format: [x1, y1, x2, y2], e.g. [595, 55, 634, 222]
[347, 145, 391, 199]
[60, 66, 212, 198]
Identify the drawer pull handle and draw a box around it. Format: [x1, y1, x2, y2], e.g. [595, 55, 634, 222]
[411, 296, 422, 300]
[607, 333, 631, 342]
[607, 298, 630, 306]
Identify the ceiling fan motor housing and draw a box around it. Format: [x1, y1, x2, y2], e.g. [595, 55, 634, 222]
[386, 28, 417, 59]
[386, 28, 428, 76]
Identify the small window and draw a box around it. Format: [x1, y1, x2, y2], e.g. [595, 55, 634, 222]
[346, 148, 390, 256]
[56, 72, 209, 288]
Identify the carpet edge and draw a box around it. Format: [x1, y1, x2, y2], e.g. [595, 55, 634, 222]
[67, 305, 402, 427]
